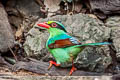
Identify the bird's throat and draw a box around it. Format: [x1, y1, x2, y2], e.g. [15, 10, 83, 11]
[48, 28, 66, 37]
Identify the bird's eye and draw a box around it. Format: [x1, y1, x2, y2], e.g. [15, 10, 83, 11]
[51, 23, 57, 27]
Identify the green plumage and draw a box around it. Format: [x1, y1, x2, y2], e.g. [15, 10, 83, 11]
[37, 21, 111, 75]
[46, 27, 111, 67]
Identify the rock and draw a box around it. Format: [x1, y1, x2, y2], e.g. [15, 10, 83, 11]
[0, 76, 112, 80]
[12, 58, 111, 76]
[113, 74, 120, 80]
[0, 2, 15, 52]
[105, 16, 120, 28]
[88, 0, 120, 19]
[44, 0, 61, 17]
[5, 0, 45, 31]
[24, 27, 49, 58]
[105, 16, 120, 61]
[75, 46, 112, 72]
[24, 13, 112, 72]
[0, 55, 12, 68]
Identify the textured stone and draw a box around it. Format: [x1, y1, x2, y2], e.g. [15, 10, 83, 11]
[24, 13, 112, 72]
[75, 46, 111, 72]
[6, 0, 45, 30]
[105, 16, 120, 61]
[105, 16, 120, 28]
[44, 0, 61, 17]
[0, 2, 15, 52]
[13, 60, 108, 76]
[0, 75, 112, 80]
[24, 28, 49, 57]
[89, 0, 120, 19]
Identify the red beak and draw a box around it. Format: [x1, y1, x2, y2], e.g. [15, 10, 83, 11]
[37, 22, 50, 29]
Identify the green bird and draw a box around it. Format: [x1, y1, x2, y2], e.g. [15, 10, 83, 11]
[37, 21, 111, 75]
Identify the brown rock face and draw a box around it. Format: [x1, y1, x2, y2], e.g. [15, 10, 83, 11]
[0, 2, 15, 52]
[89, 0, 120, 19]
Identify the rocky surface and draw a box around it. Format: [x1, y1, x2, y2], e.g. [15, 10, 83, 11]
[5, 0, 45, 32]
[24, 13, 112, 72]
[0, 0, 120, 79]
[105, 16, 120, 61]
[0, 75, 112, 80]
[24, 27, 49, 57]
[44, 0, 61, 17]
[16, 76, 112, 80]
[89, 0, 120, 19]
[0, 2, 15, 52]
[12, 58, 112, 76]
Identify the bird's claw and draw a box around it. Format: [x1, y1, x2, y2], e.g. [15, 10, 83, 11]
[48, 61, 53, 70]
[48, 61, 60, 70]
[69, 66, 77, 75]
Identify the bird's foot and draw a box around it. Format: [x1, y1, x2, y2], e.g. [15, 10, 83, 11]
[48, 61, 60, 70]
[69, 66, 77, 75]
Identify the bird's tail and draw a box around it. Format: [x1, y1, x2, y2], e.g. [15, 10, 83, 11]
[76, 42, 112, 47]
[82, 42, 111, 46]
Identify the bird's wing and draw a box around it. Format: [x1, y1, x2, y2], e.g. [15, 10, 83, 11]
[48, 37, 81, 49]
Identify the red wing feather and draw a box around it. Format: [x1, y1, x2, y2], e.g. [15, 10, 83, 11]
[48, 38, 81, 49]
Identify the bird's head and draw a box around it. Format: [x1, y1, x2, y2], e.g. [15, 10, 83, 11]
[37, 21, 67, 32]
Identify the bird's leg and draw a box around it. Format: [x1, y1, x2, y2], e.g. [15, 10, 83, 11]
[69, 60, 77, 75]
[69, 65, 77, 75]
[48, 60, 60, 70]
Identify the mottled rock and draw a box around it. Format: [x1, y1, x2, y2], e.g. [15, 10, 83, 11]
[89, 0, 120, 19]
[6, 0, 45, 30]
[105, 16, 120, 61]
[12, 58, 112, 76]
[44, 0, 61, 17]
[105, 16, 120, 28]
[75, 46, 111, 72]
[19, 76, 112, 80]
[0, 2, 15, 52]
[24, 28, 49, 58]
[24, 13, 112, 72]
